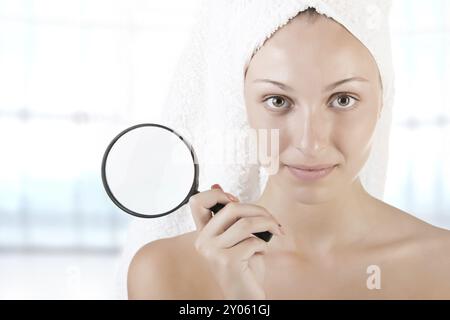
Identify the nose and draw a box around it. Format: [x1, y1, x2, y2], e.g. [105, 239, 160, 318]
[293, 108, 329, 156]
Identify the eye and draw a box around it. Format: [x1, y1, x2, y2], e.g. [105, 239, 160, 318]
[329, 93, 359, 110]
[263, 95, 292, 110]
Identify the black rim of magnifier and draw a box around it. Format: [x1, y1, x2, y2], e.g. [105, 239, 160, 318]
[101, 123, 200, 219]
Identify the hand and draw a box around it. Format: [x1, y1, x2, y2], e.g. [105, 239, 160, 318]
[189, 184, 283, 300]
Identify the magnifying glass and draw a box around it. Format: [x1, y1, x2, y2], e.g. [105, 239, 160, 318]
[101, 123, 273, 242]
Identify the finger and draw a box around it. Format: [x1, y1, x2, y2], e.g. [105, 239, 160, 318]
[188, 188, 234, 230]
[215, 216, 282, 248]
[227, 236, 268, 262]
[202, 202, 280, 238]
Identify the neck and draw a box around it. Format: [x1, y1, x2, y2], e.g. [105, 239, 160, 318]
[253, 175, 379, 258]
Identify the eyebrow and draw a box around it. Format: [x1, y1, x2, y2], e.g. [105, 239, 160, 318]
[253, 76, 369, 92]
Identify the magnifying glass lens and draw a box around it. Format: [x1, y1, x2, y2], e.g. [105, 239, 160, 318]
[102, 124, 195, 218]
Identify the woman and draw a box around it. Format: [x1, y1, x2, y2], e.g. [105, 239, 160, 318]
[126, 3, 450, 299]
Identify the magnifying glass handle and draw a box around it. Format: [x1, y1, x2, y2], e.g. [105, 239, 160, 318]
[208, 202, 273, 243]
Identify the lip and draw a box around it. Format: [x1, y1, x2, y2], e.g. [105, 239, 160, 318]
[286, 164, 337, 182]
[289, 163, 337, 170]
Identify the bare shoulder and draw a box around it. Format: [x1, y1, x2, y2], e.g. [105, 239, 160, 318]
[127, 234, 182, 299]
[383, 201, 450, 247]
[127, 231, 222, 299]
[377, 201, 450, 298]
[408, 216, 450, 298]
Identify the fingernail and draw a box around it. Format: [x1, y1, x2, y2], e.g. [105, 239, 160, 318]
[226, 193, 239, 202]
[211, 184, 222, 190]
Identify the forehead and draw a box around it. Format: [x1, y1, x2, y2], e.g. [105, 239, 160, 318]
[245, 13, 379, 83]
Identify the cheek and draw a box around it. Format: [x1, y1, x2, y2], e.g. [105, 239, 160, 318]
[245, 102, 287, 130]
[244, 100, 258, 128]
[245, 105, 290, 171]
[244, 90, 261, 128]
[335, 108, 379, 168]
[245, 103, 290, 158]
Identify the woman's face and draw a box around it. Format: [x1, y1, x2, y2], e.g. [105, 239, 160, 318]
[244, 13, 383, 202]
